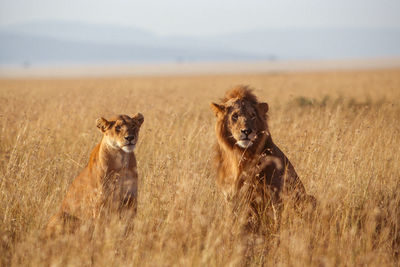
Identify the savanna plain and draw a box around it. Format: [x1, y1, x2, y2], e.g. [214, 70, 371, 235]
[0, 69, 399, 266]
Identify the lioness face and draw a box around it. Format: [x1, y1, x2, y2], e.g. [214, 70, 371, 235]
[211, 98, 268, 149]
[96, 113, 144, 153]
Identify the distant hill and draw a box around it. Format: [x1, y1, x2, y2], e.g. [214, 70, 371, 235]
[0, 20, 399, 66]
[210, 28, 400, 60]
[0, 32, 262, 65]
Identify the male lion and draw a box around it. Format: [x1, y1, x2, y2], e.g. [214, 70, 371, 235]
[210, 86, 315, 229]
[46, 113, 144, 236]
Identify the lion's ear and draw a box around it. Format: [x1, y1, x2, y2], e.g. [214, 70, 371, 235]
[258, 102, 269, 114]
[96, 117, 111, 132]
[210, 102, 225, 117]
[132, 113, 144, 126]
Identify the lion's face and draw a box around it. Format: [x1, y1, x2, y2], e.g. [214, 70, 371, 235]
[96, 113, 144, 153]
[225, 99, 261, 148]
[211, 94, 269, 149]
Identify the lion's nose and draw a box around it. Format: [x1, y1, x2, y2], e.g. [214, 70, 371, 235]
[125, 135, 135, 141]
[241, 129, 252, 136]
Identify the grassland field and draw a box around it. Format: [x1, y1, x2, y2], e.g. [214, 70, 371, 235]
[0, 69, 400, 266]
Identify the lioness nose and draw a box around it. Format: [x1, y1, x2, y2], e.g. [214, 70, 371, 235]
[125, 135, 135, 141]
[241, 129, 252, 136]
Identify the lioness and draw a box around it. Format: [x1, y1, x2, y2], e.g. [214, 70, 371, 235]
[46, 113, 144, 236]
[210, 86, 315, 228]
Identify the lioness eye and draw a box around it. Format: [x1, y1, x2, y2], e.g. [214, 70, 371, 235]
[115, 126, 121, 131]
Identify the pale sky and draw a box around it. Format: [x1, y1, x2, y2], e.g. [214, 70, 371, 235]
[0, 0, 399, 36]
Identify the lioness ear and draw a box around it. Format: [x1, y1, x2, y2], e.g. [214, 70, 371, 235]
[210, 102, 225, 117]
[96, 117, 111, 132]
[258, 102, 269, 114]
[132, 113, 144, 126]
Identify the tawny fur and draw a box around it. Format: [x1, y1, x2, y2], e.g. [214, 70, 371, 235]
[211, 86, 315, 226]
[46, 113, 144, 236]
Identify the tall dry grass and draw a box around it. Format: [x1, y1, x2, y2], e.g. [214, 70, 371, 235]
[1, 69, 400, 266]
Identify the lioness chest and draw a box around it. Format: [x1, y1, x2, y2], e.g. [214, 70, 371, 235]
[104, 152, 138, 208]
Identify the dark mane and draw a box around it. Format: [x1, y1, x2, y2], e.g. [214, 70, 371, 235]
[221, 85, 258, 104]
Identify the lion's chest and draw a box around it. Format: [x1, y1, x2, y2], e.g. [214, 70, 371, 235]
[219, 152, 275, 200]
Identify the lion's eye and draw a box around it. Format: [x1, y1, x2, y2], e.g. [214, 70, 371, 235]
[115, 126, 121, 132]
[232, 113, 238, 122]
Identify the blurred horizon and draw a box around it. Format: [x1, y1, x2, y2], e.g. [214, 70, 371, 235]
[0, 0, 399, 68]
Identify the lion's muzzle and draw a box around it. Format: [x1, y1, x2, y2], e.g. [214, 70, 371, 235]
[236, 129, 257, 148]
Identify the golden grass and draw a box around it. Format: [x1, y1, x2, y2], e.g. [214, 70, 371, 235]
[1, 69, 400, 266]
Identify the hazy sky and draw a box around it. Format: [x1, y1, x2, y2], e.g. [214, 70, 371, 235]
[1, 0, 399, 36]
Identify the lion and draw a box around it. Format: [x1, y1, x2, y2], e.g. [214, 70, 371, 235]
[46, 113, 144, 236]
[210, 86, 315, 229]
